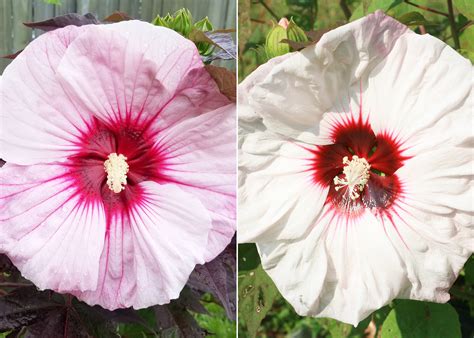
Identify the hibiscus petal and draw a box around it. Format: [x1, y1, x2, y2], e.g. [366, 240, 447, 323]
[0, 26, 91, 164]
[75, 181, 212, 309]
[365, 30, 472, 142]
[57, 20, 228, 132]
[258, 209, 409, 325]
[245, 10, 406, 138]
[156, 104, 236, 261]
[0, 163, 106, 292]
[239, 133, 328, 243]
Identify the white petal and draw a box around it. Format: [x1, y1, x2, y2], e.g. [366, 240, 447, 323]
[239, 133, 328, 243]
[244, 10, 407, 138]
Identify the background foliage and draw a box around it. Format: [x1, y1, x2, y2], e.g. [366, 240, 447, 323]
[239, 0, 474, 81]
[238, 0, 474, 337]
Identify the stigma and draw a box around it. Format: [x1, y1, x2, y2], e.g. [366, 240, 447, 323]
[104, 153, 129, 193]
[333, 155, 370, 200]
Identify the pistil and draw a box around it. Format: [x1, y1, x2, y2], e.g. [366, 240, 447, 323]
[333, 155, 370, 200]
[104, 153, 129, 193]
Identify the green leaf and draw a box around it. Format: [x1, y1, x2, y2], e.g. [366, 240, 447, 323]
[460, 25, 474, 55]
[350, 0, 403, 21]
[397, 11, 433, 26]
[238, 243, 261, 272]
[453, 0, 474, 19]
[381, 300, 461, 338]
[464, 255, 474, 284]
[238, 244, 278, 337]
[194, 296, 236, 338]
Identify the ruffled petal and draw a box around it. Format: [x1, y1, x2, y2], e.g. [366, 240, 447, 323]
[239, 133, 328, 243]
[364, 31, 472, 142]
[240, 9, 473, 326]
[75, 181, 212, 309]
[258, 210, 409, 325]
[244, 10, 406, 138]
[57, 20, 229, 132]
[156, 104, 236, 261]
[0, 26, 92, 164]
[0, 163, 106, 292]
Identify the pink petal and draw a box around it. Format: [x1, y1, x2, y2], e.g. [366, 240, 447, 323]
[1, 26, 92, 165]
[0, 163, 106, 292]
[156, 104, 236, 261]
[57, 21, 229, 133]
[75, 181, 212, 309]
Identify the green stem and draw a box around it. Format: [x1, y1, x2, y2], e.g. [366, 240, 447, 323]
[447, 0, 460, 49]
[0, 282, 32, 288]
[340, 0, 352, 20]
[404, 0, 449, 17]
[258, 0, 280, 21]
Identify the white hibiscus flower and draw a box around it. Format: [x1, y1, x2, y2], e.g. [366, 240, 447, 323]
[238, 10, 473, 325]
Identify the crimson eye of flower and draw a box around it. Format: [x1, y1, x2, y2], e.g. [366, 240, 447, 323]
[311, 112, 408, 216]
[67, 118, 166, 213]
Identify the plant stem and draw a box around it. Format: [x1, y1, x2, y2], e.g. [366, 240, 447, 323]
[0, 282, 32, 287]
[404, 0, 449, 17]
[340, 0, 352, 20]
[258, 0, 280, 21]
[447, 0, 460, 49]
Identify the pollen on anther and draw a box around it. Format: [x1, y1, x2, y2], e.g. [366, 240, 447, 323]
[104, 153, 129, 193]
[333, 155, 371, 200]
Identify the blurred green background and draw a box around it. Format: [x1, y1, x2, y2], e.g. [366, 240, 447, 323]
[238, 0, 473, 81]
[238, 1, 474, 337]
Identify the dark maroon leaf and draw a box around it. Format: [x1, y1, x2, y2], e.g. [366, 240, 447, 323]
[305, 29, 330, 43]
[154, 303, 206, 338]
[23, 13, 99, 32]
[0, 159, 5, 168]
[103, 11, 132, 23]
[187, 239, 236, 320]
[281, 38, 315, 51]
[176, 288, 207, 315]
[205, 65, 236, 102]
[205, 31, 236, 60]
[0, 287, 60, 331]
[0, 255, 13, 274]
[1, 50, 22, 60]
[24, 308, 90, 338]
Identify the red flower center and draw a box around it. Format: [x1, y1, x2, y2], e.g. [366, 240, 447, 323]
[65, 118, 167, 215]
[311, 114, 408, 216]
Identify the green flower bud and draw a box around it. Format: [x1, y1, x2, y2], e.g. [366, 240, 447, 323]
[152, 15, 170, 28]
[173, 9, 193, 37]
[265, 25, 289, 59]
[287, 19, 308, 43]
[194, 16, 213, 32]
[194, 17, 215, 56]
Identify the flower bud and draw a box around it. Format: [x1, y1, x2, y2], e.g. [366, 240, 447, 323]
[287, 19, 308, 43]
[152, 14, 171, 28]
[194, 17, 215, 56]
[278, 17, 290, 29]
[265, 25, 290, 59]
[173, 9, 193, 37]
[194, 16, 213, 32]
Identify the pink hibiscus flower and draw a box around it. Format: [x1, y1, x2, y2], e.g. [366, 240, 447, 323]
[0, 20, 236, 310]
